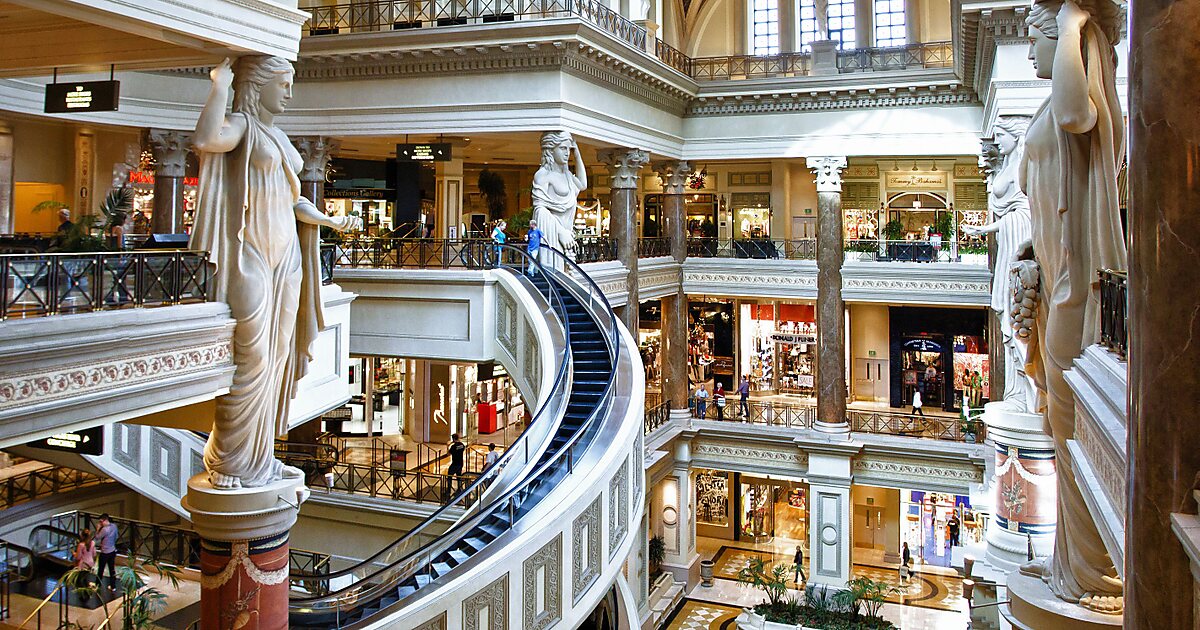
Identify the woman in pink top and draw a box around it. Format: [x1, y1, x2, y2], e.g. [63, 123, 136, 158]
[73, 529, 96, 572]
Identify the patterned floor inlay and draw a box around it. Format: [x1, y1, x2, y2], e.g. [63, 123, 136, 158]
[708, 546, 963, 613]
[664, 599, 743, 630]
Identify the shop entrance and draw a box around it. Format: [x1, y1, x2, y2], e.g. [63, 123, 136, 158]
[901, 490, 986, 568]
[738, 302, 816, 396]
[889, 307, 988, 411]
[693, 469, 808, 547]
[689, 300, 734, 391]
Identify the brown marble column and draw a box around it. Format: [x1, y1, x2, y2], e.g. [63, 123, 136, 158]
[147, 129, 191, 234]
[598, 148, 650, 334]
[654, 160, 693, 415]
[807, 157, 848, 434]
[1126, 2, 1200, 628]
[294, 136, 340, 211]
[0, 120, 13, 233]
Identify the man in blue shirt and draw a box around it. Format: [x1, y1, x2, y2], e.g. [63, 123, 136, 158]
[95, 513, 118, 590]
[526, 219, 544, 276]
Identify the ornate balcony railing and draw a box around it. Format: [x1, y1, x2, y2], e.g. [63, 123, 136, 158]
[687, 237, 817, 260]
[327, 237, 618, 268]
[680, 397, 974, 442]
[305, 0, 646, 50]
[638, 237, 671, 258]
[1099, 269, 1128, 359]
[0, 250, 210, 321]
[848, 409, 969, 441]
[0, 467, 110, 511]
[574, 236, 618, 263]
[844, 238, 967, 263]
[691, 52, 810, 81]
[655, 39, 693, 76]
[836, 41, 953, 73]
[296, 459, 485, 506]
[644, 400, 671, 434]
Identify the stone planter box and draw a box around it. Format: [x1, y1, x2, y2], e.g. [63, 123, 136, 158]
[735, 609, 818, 630]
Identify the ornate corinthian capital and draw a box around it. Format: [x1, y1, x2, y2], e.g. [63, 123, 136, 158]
[806, 156, 847, 193]
[292, 136, 341, 183]
[147, 129, 193, 178]
[597, 148, 651, 190]
[651, 160, 693, 195]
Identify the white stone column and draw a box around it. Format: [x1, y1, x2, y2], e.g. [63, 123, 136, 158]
[807, 448, 855, 590]
[0, 120, 13, 233]
[436, 157, 464, 239]
[661, 437, 699, 586]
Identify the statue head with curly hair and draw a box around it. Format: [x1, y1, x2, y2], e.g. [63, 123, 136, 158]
[232, 55, 295, 119]
[1025, 0, 1122, 78]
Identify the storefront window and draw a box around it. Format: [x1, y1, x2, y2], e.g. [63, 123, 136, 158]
[953, 335, 989, 408]
[901, 490, 987, 567]
[901, 337, 944, 408]
[741, 482, 776, 543]
[573, 199, 606, 236]
[685, 194, 719, 238]
[739, 303, 816, 395]
[696, 471, 730, 526]
[326, 196, 393, 235]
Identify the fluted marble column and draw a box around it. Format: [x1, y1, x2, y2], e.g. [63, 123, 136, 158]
[598, 148, 650, 334]
[1126, 2, 1200, 627]
[654, 160, 692, 419]
[807, 157, 848, 434]
[147, 129, 191, 234]
[294, 136, 340, 212]
[0, 121, 12, 233]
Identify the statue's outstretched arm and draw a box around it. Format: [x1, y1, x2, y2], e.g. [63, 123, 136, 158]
[295, 196, 361, 232]
[1051, 1, 1099, 134]
[193, 58, 247, 154]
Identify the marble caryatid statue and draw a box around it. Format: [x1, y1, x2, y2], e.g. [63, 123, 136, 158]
[191, 56, 360, 490]
[964, 116, 1036, 412]
[532, 131, 587, 270]
[1013, 0, 1126, 613]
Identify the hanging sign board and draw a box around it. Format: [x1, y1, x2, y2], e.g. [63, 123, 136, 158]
[45, 81, 120, 113]
[28, 426, 104, 456]
[396, 143, 451, 162]
[903, 338, 943, 352]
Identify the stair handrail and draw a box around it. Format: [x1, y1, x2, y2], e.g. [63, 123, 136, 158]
[288, 246, 623, 621]
[287, 243, 574, 592]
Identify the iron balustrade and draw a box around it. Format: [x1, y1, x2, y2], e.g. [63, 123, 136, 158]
[654, 39, 693, 75]
[0, 467, 110, 511]
[844, 239, 959, 263]
[644, 390, 662, 408]
[683, 397, 974, 442]
[46, 510, 331, 590]
[320, 244, 336, 285]
[836, 41, 953, 73]
[304, 0, 647, 49]
[690, 52, 811, 80]
[848, 409, 966, 441]
[637, 237, 671, 258]
[644, 400, 671, 434]
[0, 250, 210, 320]
[1099, 269, 1127, 359]
[686, 237, 817, 260]
[574, 236, 618, 263]
[303, 459, 484, 505]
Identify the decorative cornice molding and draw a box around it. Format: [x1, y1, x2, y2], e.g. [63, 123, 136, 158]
[687, 85, 976, 116]
[853, 456, 983, 485]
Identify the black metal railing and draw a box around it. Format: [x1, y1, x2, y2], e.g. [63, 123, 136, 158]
[837, 41, 953, 73]
[644, 400, 671, 434]
[684, 397, 974, 442]
[305, 0, 646, 49]
[46, 511, 331, 589]
[329, 237, 496, 269]
[0, 467, 110, 511]
[1099, 269, 1127, 359]
[637, 237, 671, 258]
[303, 460, 484, 505]
[644, 390, 662, 408]
[844, 239, 966, 263]
[574, 236, 618, 263]
[848, 409, 966, 441]
[0, 250, 210, 320]
[686, 238, 817, 260]
[320, 244, 336, 284]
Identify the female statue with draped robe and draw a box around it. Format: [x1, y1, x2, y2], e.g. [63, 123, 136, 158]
[191, 56, 360, 490]
[532, 131, 587, 270]
[964, 116, 1036, 412]
[1014, 0, 1125, 613]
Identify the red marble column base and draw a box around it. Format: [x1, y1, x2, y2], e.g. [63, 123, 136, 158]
[200, 532, 291, 630]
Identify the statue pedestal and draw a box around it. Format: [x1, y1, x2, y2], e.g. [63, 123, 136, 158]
[1003, 572, 1122, 630]
[182, 474, 309, 630]
[809, 40, 839, 75]
[982, 402, 1056, 573]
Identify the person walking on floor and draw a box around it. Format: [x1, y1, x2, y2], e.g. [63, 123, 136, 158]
[525, 219, 544, 275]
[490, 220, 507, 267]
[737, 376, 750, 419]
[948, 513, 961, 547]
[694, 383, 708, 419]
[911, 389, 924, 416]
[713, 383, 727, 421]
[94, 514, 118, 591]
[793, 545, 806, 585]
[900, 542, 913, 584]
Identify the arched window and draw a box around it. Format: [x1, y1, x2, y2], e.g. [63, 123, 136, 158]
[874, 0, 907, 47]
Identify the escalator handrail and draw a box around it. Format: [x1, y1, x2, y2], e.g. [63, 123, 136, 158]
[288, 243, 573, 588]
[289, 246, 622, 615]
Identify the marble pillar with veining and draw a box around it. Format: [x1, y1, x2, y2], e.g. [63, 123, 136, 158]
[147, 129, 191, 234]
[598, 148, 650, 334]
[655, 160, 692, 416]
[1126, 0, 1200, 627]
[807, 156, 848, 434]
[0, 121, 12, 233]
[293, 136, 340, 212]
